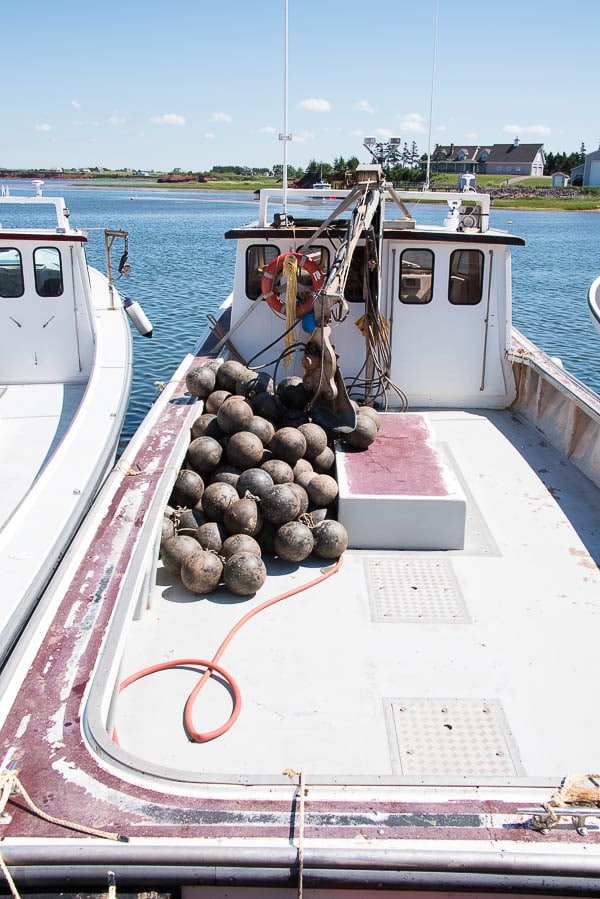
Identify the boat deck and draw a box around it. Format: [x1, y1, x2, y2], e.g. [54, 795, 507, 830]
[111, 407, 600, 783]
[0, 382, 85, 528]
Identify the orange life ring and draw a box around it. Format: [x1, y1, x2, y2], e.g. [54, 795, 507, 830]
[261, 252, 323, 317]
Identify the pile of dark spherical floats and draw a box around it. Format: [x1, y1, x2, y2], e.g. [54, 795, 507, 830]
[161, 359, 381, 597]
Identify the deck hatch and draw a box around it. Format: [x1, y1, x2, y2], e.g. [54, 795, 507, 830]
[365, 555, 469, 623]
[387, 698, 524, 776]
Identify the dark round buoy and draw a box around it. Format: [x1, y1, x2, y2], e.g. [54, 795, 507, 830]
[343, 413, 378, 449]
[237, 467, 274, 499]
[221, 534, 262, 560]
[251, 391, 284, 424]
[312, 445, 335, 473]
[312, 520, 348, 559]
[293, 457, 313, 478]
[260, 483, 302, 524]
[170, 469, 204, 508]
[162, 514, 176, 544]
[216, 395, 254, 434]
[223, 496, 262, 536]
[247, 415, 275, 446]
[191, 413, 222, 441]
[210, 465, 241, 489]
[268, 427, 307, 467]
[201, 482, 239, 521]
[261, 458, 294, 484]
[194, 520, 228, 553]
[357, 405, 382, 432]
[294, 469, 316, 491]
[274, 520, 314, 562]
[306, 473, 338, 507]
[237, 371, 273, 398]
[224, 551, 267, 596]
[186, 365, 216, 399]
[204, 390, 232, 414]
[181, 550, 223, 595]
[187, 436, 223, 475]
[177, 507, 207, 534]
[287, 482, 309, 516]
[161, 535, 202, 577]
[216, 360, 250, 392]
[276, 375, 311, 410]
[298, 422, 328, 460]
[226, 431, 265, 469]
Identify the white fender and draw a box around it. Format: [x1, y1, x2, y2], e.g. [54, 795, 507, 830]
[124, 296, 153, 338]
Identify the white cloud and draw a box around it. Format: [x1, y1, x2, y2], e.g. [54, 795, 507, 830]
[298, 98, 331, 112]
[464, 132, 479, 140]
[204, 132, 216, 140]
[108, 116, 127, 127]
[260, 125, 276, 134]
[72, 119, 99, 128]
[150, 113, 186, 126]
[292, 130, 315, 143]
[354, 99, 374, 114]
[210, 112, 232, 123]
[503, 123, 552, 136]
[71, 99, 81, 109]
[399, 113, 426, 134]
[34, 123, 51, 132]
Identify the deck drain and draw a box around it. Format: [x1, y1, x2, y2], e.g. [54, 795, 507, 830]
[365, 556, 468, 623]
[387, 698, 524, 776]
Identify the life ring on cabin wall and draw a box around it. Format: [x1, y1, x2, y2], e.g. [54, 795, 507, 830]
[261, 252, 323, 317]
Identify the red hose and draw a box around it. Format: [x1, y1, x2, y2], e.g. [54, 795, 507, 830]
[118, 556, 343, 743]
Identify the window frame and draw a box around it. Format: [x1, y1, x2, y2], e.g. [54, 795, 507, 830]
[34, 246, 64, 297]
[398, 248, 435, 305]
[0, 247, 25, 298]
[448, 249, 484, 306]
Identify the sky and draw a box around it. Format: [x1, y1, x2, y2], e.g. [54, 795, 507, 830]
[2, 0, 598, 173]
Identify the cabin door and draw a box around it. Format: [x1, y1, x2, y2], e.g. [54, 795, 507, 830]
[385, 242, 509, 407]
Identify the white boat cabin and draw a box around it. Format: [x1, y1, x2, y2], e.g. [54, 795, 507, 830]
[225, 187, 524, 409]
[0, 196, 96, 385]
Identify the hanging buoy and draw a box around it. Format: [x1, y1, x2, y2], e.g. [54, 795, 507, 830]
[123, 295, 153, 338]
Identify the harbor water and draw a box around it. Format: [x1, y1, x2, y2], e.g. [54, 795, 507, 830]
[4, 182, 599, 450]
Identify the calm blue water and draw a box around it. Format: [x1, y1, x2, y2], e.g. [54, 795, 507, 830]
[4, 182, 600, 449]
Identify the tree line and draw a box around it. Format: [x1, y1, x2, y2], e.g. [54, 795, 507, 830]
[204, 141, 588, 182]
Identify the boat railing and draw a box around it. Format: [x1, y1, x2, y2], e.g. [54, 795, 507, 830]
[256, 186, 491, 230]
[0, 195, 73, 232]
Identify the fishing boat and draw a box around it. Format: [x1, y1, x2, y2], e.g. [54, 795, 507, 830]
[0, 173, 599, 897]
[0, 185, 148, 666]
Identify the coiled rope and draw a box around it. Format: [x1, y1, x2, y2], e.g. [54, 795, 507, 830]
[282, 254, 299, 371]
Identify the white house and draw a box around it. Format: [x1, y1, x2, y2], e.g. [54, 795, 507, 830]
[551, 172, 570, 187]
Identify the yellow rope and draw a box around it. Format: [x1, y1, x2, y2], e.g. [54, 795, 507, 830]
[282, 254, 299, 371]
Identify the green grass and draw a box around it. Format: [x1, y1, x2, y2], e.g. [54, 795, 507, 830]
[491, 196, 600, 210]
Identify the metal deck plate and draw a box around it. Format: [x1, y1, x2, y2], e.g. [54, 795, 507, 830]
[365, 555, 469, 623]
[387, 698, 525, 776]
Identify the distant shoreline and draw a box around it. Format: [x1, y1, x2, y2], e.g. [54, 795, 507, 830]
[2, 175, 599, 211]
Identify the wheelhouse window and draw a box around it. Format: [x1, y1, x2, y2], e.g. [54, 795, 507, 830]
[246, 245, 280, 300]
[0, 248, 24, 298]
[399, 249, 434, 304]
[448, 249, 484, 305]
[34, 247, 63, 297]
[245, 245, 329, 302]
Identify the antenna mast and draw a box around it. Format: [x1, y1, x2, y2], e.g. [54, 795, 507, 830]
[279, 0, 292, 220]
[424, 0, 439, 190]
